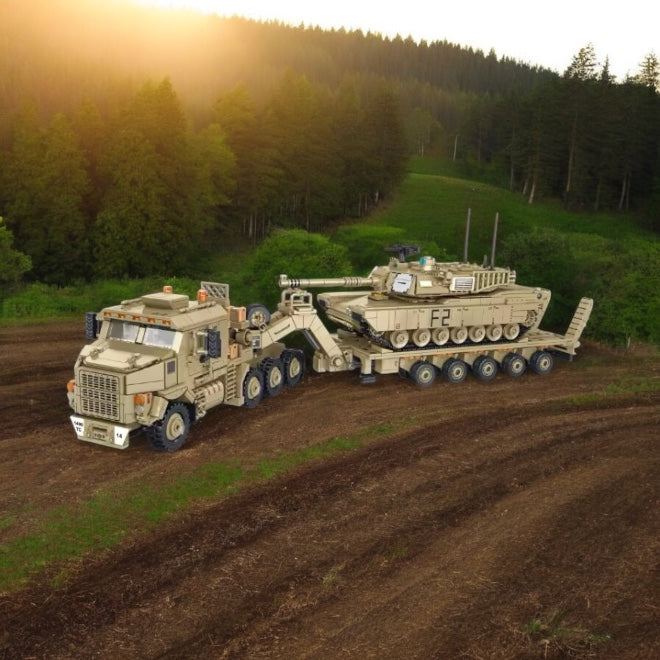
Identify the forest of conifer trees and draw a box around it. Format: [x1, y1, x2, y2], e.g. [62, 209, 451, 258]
[0, 1, 658, 285]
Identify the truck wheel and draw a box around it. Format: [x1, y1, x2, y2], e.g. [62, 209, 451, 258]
[147, 402, 190, 452]
[530, 350, 554, 375]
[261, 357, 284, 397]
[282, 349, 305, 386]
[472, 355, 497, 381]
[246, 303, 271, 329]
[243, 368, 264, 407]
[502, 352, 526, 377]
[443, 358, 468, 384]
[410, 361, 437, 387]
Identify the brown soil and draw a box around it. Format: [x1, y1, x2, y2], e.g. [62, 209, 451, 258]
[0, 321, 658, 659]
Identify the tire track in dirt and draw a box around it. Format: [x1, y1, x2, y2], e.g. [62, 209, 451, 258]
[1, 399, 657, 659]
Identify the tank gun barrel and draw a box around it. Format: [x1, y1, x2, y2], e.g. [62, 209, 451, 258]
[279, 274, 374, 289]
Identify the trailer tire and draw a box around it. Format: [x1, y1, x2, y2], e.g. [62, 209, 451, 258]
[243, 368, 264, 407]
[443, 358, 468, 383]
[282, 349, 305, 386]
[502, 352, 527, 377]
[410, 361, 437, 387]
[246, 303, 271, 329]
[530, 350, 554, 375]
[147, 402, 191, 452]
[472, 355, 498, 381]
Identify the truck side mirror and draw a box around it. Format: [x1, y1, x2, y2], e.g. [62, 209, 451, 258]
[85, 312, 99, 339]
[207, 329, 221, 359]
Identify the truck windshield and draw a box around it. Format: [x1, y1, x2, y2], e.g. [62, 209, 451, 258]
[107, 320, 178, 349]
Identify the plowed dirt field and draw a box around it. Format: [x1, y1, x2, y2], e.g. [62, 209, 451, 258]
[0, 321, 658, 659]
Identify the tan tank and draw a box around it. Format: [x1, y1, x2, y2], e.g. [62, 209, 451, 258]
[279, 224, 551, 350]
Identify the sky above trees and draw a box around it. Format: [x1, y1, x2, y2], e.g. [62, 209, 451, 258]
[129, 0, 658, 80]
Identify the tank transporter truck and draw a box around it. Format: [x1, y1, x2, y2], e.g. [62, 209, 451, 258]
[68, 272, 592, 452]
[67, 282, 344, 451]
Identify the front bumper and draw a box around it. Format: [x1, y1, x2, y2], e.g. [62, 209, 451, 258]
[70, 415, 137, 450]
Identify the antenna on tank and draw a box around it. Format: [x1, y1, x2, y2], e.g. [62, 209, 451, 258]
[463, 208, 471, 263]
[490, 212, 499, 269]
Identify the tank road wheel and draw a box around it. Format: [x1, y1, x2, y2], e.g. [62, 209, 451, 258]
[486, 324, 503, 342]
[246, 303, 271, 329]
[502, 352, 527, 377]
[472, 355, 498, 382]
[261, 358, 284, 397]
[412, 328, 431, 348]
[147, 402, 191, 452]
[389, 329, 410, 349]
[242, 368, 264, 408]
[282, 349, 305, 387]
[503, 323, 520, 341]
[468, 325, 486, 343]
[530, 350, 554, 375]
[443, 358, 468, 384]
[450, 327, 468, 345]
[432, 327, 450, 346]
[410, 361, 437, 388]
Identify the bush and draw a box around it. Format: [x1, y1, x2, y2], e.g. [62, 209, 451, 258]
[236, 229, 353, 309]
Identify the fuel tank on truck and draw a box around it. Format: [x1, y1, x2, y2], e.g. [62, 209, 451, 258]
[279, 250, 550, 350]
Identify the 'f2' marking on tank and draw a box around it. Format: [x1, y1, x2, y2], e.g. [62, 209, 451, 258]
[431, 308, 451, 326]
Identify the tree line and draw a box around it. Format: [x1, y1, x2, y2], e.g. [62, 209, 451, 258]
[0, 2, 658, 287]
[459, 45, 660, 215]
[0, 74, 408, 284]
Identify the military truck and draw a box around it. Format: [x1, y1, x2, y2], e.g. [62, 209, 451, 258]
[67, 282, 309, 451]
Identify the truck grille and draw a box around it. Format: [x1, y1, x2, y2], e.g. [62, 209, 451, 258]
[79, 371, 120, 421]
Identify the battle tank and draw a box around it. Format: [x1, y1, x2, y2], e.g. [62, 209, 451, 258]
[279, 221, 551, 350]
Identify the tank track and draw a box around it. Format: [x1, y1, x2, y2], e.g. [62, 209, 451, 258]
[359, 323, 530, 352]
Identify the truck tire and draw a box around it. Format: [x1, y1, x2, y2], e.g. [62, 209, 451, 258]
[261, 357, 284, 397]
[147, 402, 191, 452]
[410, 361, 437, 387]
[243, 368, 264, 407]
[246, 303, 271, 329]
[282, 349, 305, 386]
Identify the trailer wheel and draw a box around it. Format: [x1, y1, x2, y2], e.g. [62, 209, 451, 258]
[246, 303, 271, 329]
[530, 350, 554, 375]
[443, 358, 468, 383]
[243, 368, 264, 407]
[261, 357, 284, 396]
[502, 352, 527, 377]
[147, 402, 190, 452]
[410, 361, 437, 387]
[472, 355, 498, 381]
[282, 349, 305, 386]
